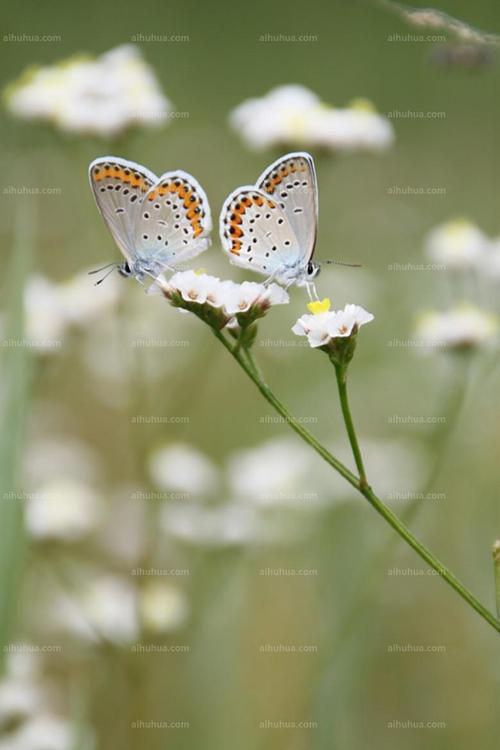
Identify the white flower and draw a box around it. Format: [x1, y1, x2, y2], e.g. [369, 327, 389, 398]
[24, 270, 121, 355]
[156, 272, 289, 323]
[292, 301, 374, 348]
[52, 575, 139, 645]
[139, 582, 189, 633]
[161, 502, 266, 547]
[164, 270, 221, 305]
[5, 45, 172, 138]
[0, 679, 42, 727]
[8, 715, 74, 750]
[479, 236, 500, 279]
[227, 437, 325, 507]
[24, 437, 101, 487]
[229, 85, 394, 153]
[223, 281, 289, 315]
[24, 275, 67, 352]
[425, 218, 490, 271]
[58, 267, 121, 325]
[149, 443, 218, 497]
[415, 304, 498, 351]
[25, 478, 100, 541]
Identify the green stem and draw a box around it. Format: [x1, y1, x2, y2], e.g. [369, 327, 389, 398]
[334, 364, 367, 486]
[213, 329, 500, 634]
[493, 541, 500, 620]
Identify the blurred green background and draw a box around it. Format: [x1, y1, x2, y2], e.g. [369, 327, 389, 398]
[1, 0, 500, 748]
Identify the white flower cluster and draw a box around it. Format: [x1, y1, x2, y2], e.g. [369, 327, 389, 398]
[415, 305, 498, 352]
[417, 217, 500, 351]
[425, 218, 491, 271]
[21, 270, 121, 353]
[292, 302, 374, 348]
[4, 45, 173, 138]
[154, 270, 289, 324]
[230, 85, 394, 153]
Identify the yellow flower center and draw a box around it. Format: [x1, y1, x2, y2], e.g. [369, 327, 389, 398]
[307, 298, 331, 315]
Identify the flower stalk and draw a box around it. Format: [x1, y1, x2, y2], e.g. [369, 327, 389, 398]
[333, 362, 368, 488]
[212, 327, 500, 634]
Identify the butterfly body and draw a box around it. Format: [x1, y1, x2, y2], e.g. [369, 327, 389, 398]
[219, 152, 319, 295]
[89, 156, 211, 284]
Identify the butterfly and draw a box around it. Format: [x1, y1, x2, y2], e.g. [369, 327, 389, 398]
[89, 156, 212, 284]
[219, 152, 320, 298]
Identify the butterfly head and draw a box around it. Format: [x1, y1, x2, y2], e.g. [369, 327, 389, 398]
[306, 261, 321, 280]
[118, 261, 133, 278]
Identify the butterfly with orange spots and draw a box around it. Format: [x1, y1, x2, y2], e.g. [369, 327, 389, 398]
[89, 156, 211, 284]
[219, 152, 320, 298]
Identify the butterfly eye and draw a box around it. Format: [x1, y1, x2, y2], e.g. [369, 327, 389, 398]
[307, 262, 314, 275]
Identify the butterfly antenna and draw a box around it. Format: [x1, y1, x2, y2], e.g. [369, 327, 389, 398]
[93, 265, 118, 286]
[88, 262, 118, 276]
[324, 260, 363, 268]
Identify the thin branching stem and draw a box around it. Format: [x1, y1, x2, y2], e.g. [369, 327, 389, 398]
[212, 327, 500, 634]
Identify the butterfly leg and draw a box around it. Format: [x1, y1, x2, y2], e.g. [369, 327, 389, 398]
[305, 281, 320, 302]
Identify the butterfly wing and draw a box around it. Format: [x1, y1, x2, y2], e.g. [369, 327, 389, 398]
[89, 156, 158, 263]
[219, 186, 301, 278]
[133, 170, 212, 269]
[256, 152, 318, 265]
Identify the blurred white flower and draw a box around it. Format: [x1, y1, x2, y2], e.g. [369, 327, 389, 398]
[25, 478, 100, 541]
[149, 443, 218, 497]
[227, 436, 324, 506]
[292, 300, 374, 348]
[24, 276, 67, 352]
[139, 582, 189, 633]
[415, 304, 498, 352]
[480, 236, 500, 279]
[24, 436, 101, 487]
[58, 267, 121, 325]
[0, 679, 42, 728]
[53, 575, 139, 645]
[8, 714, 73, 750]
[5, 45, 173, 138]
[24, 270, 121, 354]
[425, 218, 490, 271]
[161, 501, 266, 546]
[229, 85, 394, 152]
